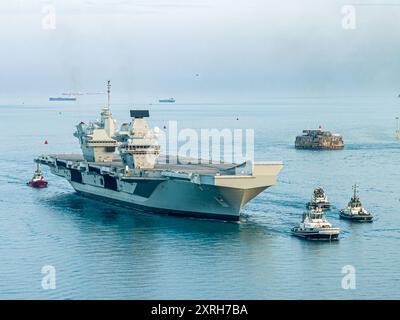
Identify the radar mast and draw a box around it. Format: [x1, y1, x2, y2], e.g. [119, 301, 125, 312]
[107, 80, 111, 111]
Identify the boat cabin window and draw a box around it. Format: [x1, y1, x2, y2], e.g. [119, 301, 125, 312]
[310, 213, 323, 219]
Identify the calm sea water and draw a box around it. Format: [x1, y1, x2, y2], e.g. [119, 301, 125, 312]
[0, 97, 399, 299]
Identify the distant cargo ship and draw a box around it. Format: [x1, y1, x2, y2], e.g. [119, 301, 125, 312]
[62, 92, 84, 96]
[86, 92, 105, 95]
[49, 97, 77, 102]
[159, 98, 175, 103]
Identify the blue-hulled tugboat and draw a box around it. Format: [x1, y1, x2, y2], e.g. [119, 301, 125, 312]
[291, 207, 340, 240]
[339, 184, 373, 222]
[306, 187, 331, 210]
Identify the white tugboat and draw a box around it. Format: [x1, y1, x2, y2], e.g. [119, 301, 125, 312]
[306, 187, 331, 210]
[291, 207, 340, 240]
[339, 184, 373, 222]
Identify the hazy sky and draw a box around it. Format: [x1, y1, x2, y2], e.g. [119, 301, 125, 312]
[1, 0, 400, 101]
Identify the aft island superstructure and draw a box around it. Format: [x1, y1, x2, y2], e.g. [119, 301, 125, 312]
[36, 82, 283, 221]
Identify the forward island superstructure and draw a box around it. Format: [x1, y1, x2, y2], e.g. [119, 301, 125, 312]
[73, 81, 118, 162]
[36, 82, 283, 221]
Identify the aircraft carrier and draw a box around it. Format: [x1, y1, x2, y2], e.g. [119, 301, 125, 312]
[35, 82, 283, 221]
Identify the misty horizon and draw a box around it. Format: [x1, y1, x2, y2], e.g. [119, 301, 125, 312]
[1, 0, 400, 103]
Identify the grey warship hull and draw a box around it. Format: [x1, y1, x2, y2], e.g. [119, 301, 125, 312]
[36, 154, 283, 221]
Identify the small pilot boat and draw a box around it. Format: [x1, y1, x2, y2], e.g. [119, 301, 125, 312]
[27, 163, 48, 188]
[291, 208, 340, 240]
[306, 187, 331, 210]
[339, 184, 372, 222]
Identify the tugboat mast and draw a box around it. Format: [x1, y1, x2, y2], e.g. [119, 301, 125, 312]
[352, 184, 359, 199]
